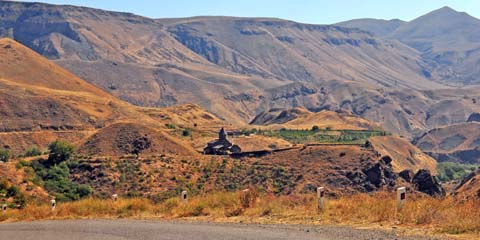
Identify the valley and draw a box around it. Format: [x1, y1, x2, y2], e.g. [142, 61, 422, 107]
[0, 1, 479, 238]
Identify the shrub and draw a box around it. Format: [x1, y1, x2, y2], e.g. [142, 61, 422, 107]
[0, 178, 9, 191]
[14, 192, 26, 209]
[0, 148, 12, 162]
[182, 129, 192, 137]
[311, 125, 320, 131]
[31, 160, 93, 201]
[6, 186, 20, 198]
[23, 145, 43, 157]
[47, 140, 75, 166]
[165, 123, 176, 129]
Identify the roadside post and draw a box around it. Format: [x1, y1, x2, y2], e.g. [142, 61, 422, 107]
[317, 187, 325, 210]
[1, 204, 6, 212]
[112, 194, 118, 202]
[50, 199, 56, 211]
[397, 187, 406, 211]
[240, 189, 250, 208]
[181, 190, 188, 204]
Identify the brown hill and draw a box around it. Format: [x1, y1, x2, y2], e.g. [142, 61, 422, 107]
[414, 122, 480, 164]
[77, 122, 196, 157]
[251, 107, 378, 130]
[454, 169, 480, 200]
[0, 38, 171, 155]
[72, 143, 444, 198]
[249, 108, 437, 174]
[0, 38, 110, 97]
[370, 136, 437, 174]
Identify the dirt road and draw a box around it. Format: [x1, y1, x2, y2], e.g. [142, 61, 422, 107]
[0, 220, 449, 240]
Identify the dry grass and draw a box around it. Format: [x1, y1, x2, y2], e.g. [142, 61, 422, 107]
[0, 191, 479, 237]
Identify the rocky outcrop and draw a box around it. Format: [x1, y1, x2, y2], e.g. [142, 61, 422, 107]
[467, 113, 480, 122]
[345, 155, 397, 192]
[412, 169, 445, 197]
[399, 169, 415, 183]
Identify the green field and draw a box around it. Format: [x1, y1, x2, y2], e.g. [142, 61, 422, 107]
[256, 128, 389, 144]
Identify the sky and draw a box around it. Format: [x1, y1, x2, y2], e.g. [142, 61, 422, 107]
[18, 0, 480, 24]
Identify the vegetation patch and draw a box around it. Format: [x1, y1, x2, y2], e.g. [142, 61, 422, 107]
[437, 162, 478, 182]
[257, 128, 389, 144]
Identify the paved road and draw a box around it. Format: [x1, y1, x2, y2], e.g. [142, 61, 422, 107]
[0, 220, 449, 240]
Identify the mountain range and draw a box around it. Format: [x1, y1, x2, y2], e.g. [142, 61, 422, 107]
[0, 1, 479, 163]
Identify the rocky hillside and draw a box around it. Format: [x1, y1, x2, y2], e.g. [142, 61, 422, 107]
[70, 144, 443, 198]
[414, 122, 480, 164]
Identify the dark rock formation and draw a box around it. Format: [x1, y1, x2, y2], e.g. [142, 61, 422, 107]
[412, 169, 445, 197]
[467, 113, 480, 122]
[346, 155, 397, 192]
[399, 169, 415, 182]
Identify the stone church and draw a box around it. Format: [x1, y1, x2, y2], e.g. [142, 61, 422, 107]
[203, 127, 241, 155]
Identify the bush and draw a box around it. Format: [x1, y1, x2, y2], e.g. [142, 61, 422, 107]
[0, 178, 9, 191]
[23, 145, 43, 157]
[165, 123, 176, 129]
[31, 160, 93, 201]
[14, 192, 26, 209]
[182, 129, 192, 137]
[0, 148, 12, 162]
[311, 125, 320, 131]
[47, 140, 75, 166]
[6, 186, 20, 198]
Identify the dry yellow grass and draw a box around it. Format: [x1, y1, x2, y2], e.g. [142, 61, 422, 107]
[0, 191, 478, 238]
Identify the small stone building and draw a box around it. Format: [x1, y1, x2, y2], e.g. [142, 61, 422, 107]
[203, 127, 241, 155]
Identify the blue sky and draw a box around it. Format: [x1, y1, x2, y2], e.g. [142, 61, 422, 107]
[19, 0, 480, 24]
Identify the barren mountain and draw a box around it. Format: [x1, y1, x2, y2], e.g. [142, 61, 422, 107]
[0, 1, 446, 126]
[338, 7, 480, 85]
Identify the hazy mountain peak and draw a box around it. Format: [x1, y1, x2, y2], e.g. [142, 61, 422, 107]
[389, 5, 480, 51]
[434, 6, 457, 13]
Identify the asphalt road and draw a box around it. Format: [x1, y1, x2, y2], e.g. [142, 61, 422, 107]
[0, 220, 449, 240]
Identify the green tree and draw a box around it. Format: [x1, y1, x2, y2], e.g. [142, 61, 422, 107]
[311, 125, 320, 131]
[47, 140, 75, 166]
